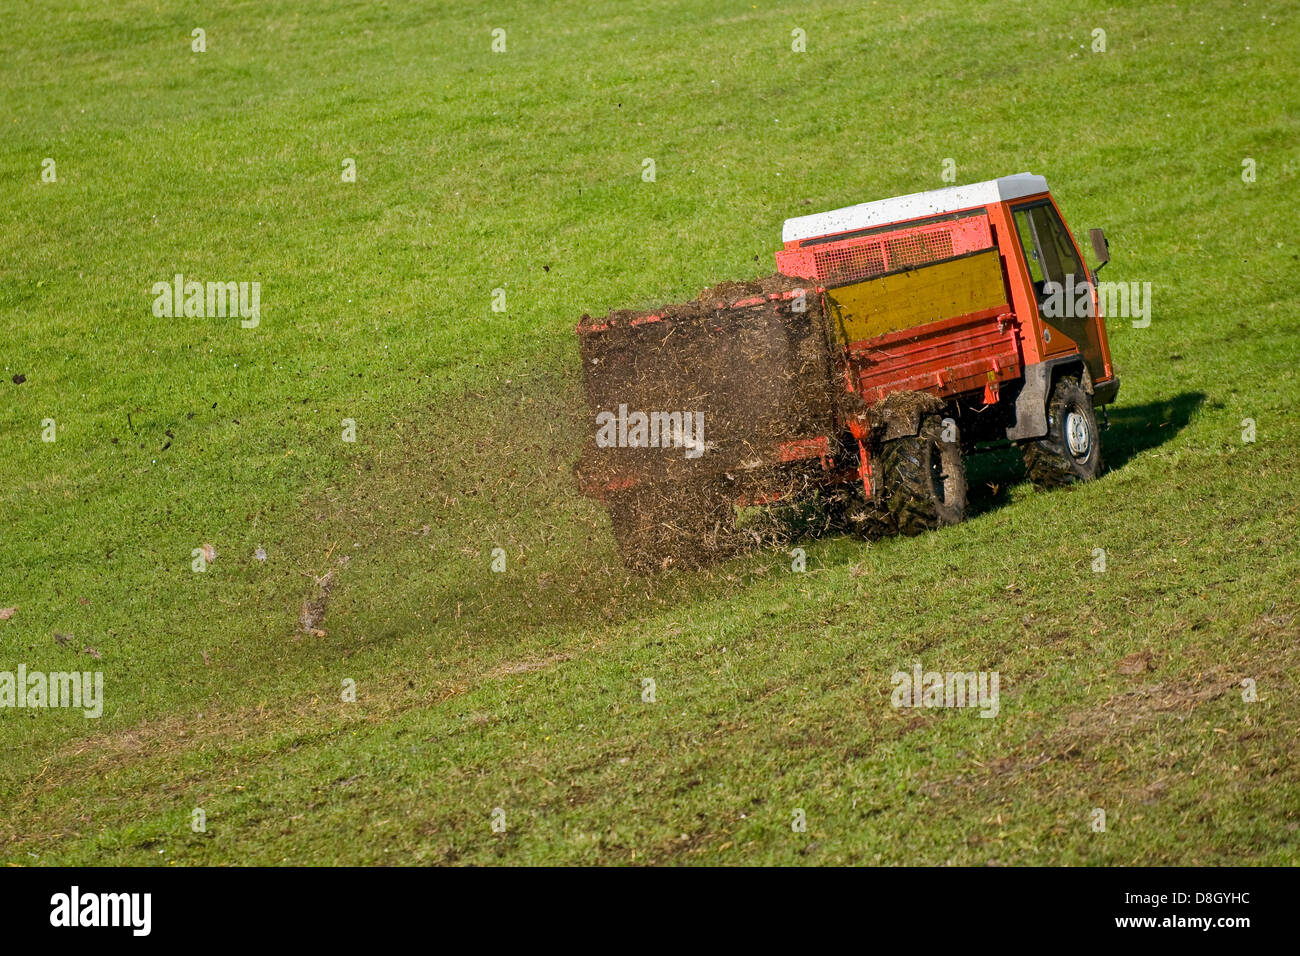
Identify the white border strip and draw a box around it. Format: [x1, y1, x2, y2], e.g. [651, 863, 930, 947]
[782, 173, 1049, 244]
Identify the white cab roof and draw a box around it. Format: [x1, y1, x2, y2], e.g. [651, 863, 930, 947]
[782, 173, 1049, 244]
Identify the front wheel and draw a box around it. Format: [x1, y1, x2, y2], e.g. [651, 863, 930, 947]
[1021, 375, 1103, 488]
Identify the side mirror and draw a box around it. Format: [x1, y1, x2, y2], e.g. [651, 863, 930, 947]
[1089, 227, 1110, 272]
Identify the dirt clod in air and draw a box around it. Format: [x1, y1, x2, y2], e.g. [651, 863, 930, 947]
[1117, 650, 1154, 675]
[300, 571, 335, 636]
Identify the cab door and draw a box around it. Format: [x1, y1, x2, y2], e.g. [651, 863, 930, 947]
[1009, 199, 1107, 385]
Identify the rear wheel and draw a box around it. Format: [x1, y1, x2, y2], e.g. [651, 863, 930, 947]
[1022, 375, 1103, 488]
[879, 414, 968, 536]
[825, 484, 897, 539]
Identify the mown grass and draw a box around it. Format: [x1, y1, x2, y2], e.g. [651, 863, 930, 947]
[1, 0, 1298, 864]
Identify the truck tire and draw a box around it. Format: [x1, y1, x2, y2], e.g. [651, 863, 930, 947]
[1022, 376, 1103, 488]
[880, 414, 967, 536]
[606, 481, 735, 571]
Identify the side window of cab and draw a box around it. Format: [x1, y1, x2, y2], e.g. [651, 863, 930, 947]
[1013, 201, 1086, 307]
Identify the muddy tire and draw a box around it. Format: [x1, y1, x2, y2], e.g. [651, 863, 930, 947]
[879, 414, 968, 536]
[825, 485, 898, 539]
[1022, 376, 1103, 488]
[606, 481, 735, 572]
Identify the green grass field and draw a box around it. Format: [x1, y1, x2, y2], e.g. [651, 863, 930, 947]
[2, 0, 1298, 865]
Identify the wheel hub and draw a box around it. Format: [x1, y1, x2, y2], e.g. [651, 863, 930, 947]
[1065, 410, 1091, 458]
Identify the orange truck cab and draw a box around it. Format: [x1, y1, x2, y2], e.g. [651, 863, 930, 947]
[775, 172, 1119, 512]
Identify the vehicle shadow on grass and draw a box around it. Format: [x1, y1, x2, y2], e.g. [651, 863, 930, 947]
[1099, 391, 1207, 471]
[964, 390, 1207, 518]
